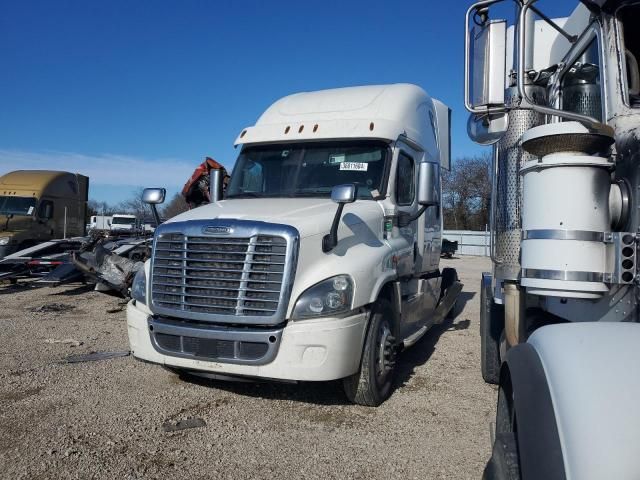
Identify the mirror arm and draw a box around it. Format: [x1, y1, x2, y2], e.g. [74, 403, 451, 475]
[322, 203, 346, 253]
[397, 205, 433, 228]
[150, 205, 162, 228]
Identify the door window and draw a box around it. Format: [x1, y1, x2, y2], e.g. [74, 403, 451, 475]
[38, 200, 54, 219]
[617, 5, 640, 107]
[396, 152, 415, 206]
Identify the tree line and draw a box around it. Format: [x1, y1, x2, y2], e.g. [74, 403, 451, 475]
[90, 153, 491, 231]
[87, 189, 189, 221]
[441, 153, 491, 231]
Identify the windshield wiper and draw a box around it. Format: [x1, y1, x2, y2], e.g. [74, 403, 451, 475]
[290, 191, 332, 197]
[225, 192, 265, 199]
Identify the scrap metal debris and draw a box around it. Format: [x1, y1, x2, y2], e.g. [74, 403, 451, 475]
[106, 305, 126, 314]
[0, 237, 85, 283]
[64, 351, 130, 363]
[162, 417, 207, 433]
[29, 303, 76, 313]
[44, 338, 83, 347]
[182, 157, 230, 208]
[72, 234, 150, 296]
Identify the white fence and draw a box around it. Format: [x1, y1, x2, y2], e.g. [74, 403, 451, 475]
[442, 230, 490, 257]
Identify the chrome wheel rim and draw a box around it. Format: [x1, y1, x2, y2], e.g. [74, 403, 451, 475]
[376, 321, 395, 380]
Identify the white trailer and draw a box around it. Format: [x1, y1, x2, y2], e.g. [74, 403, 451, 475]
[127, 83, 461, 406]
[89, 215, 112, 231]
[465, 0, 640, 478]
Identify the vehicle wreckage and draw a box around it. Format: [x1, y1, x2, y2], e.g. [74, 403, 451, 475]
[0, 158, 228, 296]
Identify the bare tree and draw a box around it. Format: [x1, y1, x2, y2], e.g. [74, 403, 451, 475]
[442, 153, 491, 231]
[87, 199, 117, 216]
[162, 193, 189, 220]
[117, 188, 150, 219]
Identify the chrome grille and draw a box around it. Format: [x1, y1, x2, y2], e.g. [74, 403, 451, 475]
[150, 220, 298, 324]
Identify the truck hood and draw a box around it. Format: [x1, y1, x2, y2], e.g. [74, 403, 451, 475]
[165, 198, 384, 238]
[0, 215, 33, 234]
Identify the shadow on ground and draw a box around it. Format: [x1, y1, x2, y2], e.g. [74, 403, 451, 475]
[175, 290, 474, 406]
[456, 291, 476, 313]
[395, 312, 471, 391]
[176, 371, 350, 406]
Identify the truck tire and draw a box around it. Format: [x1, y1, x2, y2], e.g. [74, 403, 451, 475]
[343, 299, 396, 407]
[481, 278, 503, 385]
[483, 433, 521, 480]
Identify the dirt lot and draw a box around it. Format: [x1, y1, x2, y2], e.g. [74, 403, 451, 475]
[0, 256, 495, 480]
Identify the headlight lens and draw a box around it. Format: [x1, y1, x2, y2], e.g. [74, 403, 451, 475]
[292, 275, 354, 320]
[131, 267, 147, 305]
[0, 237, 10, 245]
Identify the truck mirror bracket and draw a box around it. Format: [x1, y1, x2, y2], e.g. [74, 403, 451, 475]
[323, 184, 357, 253]
[397, 205, 434, 228]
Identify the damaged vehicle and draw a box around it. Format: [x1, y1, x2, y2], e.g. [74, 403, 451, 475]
[127, 84, 461, 406]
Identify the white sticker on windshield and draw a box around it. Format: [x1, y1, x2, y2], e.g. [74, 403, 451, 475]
[329, 154, 345, 165]
[27, 206, 34, 214]
[339, 162, 368, 172]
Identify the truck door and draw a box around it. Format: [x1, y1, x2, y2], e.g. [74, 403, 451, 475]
[37, 198, 55, 239]
[394, 147, 419, 277]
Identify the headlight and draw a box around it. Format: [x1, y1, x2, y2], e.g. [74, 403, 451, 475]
[131, 267, 147, 305]
[0, 237, 10, 245]
[292, 275, 354, 320]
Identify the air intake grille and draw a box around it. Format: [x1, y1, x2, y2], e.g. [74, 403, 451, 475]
[151, 233, 288, 318]
[155, 332, 269, 361]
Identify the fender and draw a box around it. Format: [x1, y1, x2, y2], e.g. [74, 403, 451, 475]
[503, 342, 566, 480]
[525, 323, 640, 480]
[368, 271, 398, 306]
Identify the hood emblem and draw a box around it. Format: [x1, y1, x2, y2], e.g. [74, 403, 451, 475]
[202, 225, 233, 235]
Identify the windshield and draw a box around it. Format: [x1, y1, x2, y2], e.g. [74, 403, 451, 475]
[112, 217, 136, 225]
[226, 141, 389, 200]
[0, 196, 37, 216]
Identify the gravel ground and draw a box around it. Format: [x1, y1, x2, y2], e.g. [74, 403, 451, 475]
[0, 256, 496, 479]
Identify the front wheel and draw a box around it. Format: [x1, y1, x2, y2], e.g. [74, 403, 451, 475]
[343, 299, 396, 406]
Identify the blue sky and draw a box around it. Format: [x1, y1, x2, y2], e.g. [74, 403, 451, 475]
[0, 0, 577, 204]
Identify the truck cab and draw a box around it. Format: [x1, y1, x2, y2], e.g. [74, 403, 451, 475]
[0, 170, 88, 258]
[110, 214, 138, 234]
[127, 84, 460, 406]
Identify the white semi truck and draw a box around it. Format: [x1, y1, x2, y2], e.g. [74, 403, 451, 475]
[110, 213, 138, 234]
[465, 0, 640, 478]
[127, 83, 461, 406]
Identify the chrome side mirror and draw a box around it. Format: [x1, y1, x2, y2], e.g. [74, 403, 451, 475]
[331, 184, 357, 204]
[466, 19, 506, 109]
[418, 162, 440, 207]
[142, 188, 166, 228]
[142, 188, 166, 205]
[467, 112, 509, 145]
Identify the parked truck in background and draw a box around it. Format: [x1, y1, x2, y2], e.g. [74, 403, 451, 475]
[0, 170, 89, 259]
[110, 214, 138, 234]
[89, 215, 112, 231]
[465, 0, 640, 478]
[128, 83, 461, 406]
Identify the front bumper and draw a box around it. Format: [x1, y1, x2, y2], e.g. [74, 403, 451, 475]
[127, 300, 368, 381]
